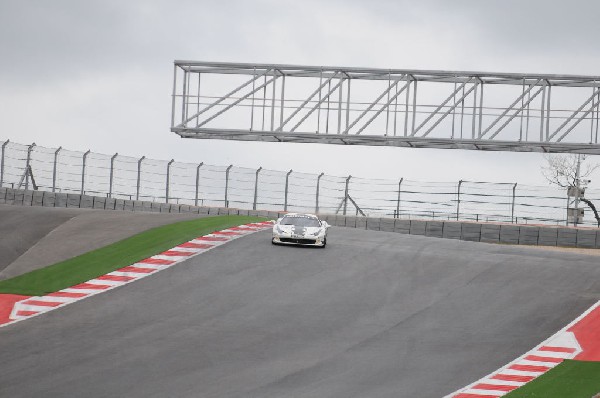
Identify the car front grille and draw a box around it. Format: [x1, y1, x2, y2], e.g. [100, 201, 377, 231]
[280, 238, 317, 245]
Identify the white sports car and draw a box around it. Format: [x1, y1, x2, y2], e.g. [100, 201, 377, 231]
[272, 213, 330, 247]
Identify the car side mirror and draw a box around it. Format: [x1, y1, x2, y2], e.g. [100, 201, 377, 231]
[276, 218, 282, 224]
[322, 221, 330, 229]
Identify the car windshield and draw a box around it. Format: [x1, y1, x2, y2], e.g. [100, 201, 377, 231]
[280, 216, 321, 228]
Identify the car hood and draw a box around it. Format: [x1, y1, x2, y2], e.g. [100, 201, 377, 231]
[276, 225, 322, 234]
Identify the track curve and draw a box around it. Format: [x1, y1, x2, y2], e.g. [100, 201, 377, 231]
[0, 204, 204, 280]
[1, 227, 599, 397]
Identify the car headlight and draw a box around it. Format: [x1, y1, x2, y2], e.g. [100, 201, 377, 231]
[311, 228, 323, 236]
[276, 225, 286, 234]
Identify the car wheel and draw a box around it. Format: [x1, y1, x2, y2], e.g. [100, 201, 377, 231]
[271, 238, 277, 245]
[320, 238, 327, 248]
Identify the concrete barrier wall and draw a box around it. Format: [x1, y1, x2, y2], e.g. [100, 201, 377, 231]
[1, 187, 599, 249]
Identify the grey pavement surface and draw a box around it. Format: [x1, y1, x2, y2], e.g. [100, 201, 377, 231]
[1, 226, 600, 397]
[0, 204, 204, 280]
[0, 204, 80, 273]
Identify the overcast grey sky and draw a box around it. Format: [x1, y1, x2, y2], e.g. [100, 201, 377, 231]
[2, 0, 600, 185]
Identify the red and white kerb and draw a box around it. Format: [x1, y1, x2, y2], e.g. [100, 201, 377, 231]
[0, 222, 273, 328]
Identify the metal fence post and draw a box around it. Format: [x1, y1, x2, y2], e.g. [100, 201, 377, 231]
[166, 159, 174, 203]
[284, 169, 292, 211]
[253, 167, 262, 210]
[224, 165, 233, 207]
[456, 180, 463, 220]
[136, 156, 145, 200]
[52, 146, 61, 192]
[565, 195, 570, 226]
[109, 153, 118, 198]
[195, 162, 203, 206]
[80, 150, 90, 195]
[343, 175, 351, 216]
[511, 183, 517, 223]
[396, 178, 403, 218]
[25, 143, 36, 190]
[573, 154, 582, 227]
[0, 140, 9, 188]
[315, 172, 324, 214]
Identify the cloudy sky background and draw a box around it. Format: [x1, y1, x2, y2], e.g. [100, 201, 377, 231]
[2, 0, 600, 185]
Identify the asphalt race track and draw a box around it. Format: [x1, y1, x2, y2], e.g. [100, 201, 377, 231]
[1, 225, 600, 397]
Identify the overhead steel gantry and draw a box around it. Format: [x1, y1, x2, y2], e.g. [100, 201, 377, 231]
[171, 61, 600, 154]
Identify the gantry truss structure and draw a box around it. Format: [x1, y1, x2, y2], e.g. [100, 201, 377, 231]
[171, 61, 600, 154]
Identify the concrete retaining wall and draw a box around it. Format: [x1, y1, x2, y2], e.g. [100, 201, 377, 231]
[1, 187, 599, 249]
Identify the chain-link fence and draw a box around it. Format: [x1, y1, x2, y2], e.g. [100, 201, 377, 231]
[1, 140, 599, 226]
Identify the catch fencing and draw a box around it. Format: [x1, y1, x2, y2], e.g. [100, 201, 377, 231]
[1, 140, 598, 226]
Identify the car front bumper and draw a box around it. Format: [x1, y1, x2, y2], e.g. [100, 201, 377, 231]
[272, 234, 326, 247]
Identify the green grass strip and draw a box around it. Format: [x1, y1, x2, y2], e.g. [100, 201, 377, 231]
[504, 360, 600, 398]
[0, 215, 266, 296]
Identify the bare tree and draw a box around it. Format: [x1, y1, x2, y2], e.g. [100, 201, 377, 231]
[541, 154, 597, 188]
[542, 154, 599, 226]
